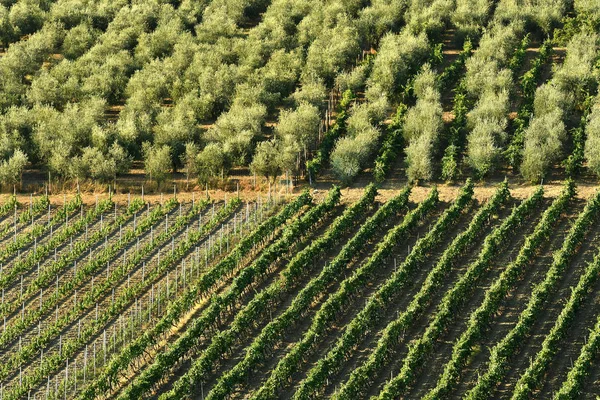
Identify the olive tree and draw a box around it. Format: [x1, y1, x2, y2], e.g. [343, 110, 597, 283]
[405, 133, 435, 182]
[403, 67, 443, 182]
[27, 62, 79, 108]
[452, 0, 490, 37]
[575, 0, 600, 15]
[467, 120, 504, 177]
[62, 22, 100, 59]
[521, 111, 566, 182]
[154, 93, 202, 170]
[32, 97, 105, 177]
[261, 49, 302, 98]
[134, 14, 183, 64]
[9, 0, 44, 37]
[336, 63, 368, 93]
[276, 102, 321, 153]
[406, 0, 454, 36]
[330, 103, 381, 184]
[196, 142, 228, 185]
[250, 140, 283, 184]
[0, 106, 34, 158]
[466, 90, 509, 177]
[0, 4, 13, 46]
[181, 142, 199, 185]
[302, 20, 360, 85]
[330, 136, 364, 184]
[291, 78, 327, 108]
[143, 143, 171, 188]
[368, 30, 429, 97]
[584, 102, 600, 176]
[358, 0, 406, 45]
[0, 148, 27, 186]
[206, 103, 267, 165]
[82, 51, 134, 103]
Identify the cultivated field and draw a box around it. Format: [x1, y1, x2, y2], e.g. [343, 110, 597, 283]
[0, 181, 598, 399]
[1, 0, 600, 398]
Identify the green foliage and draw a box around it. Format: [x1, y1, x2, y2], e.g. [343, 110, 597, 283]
[120, 189, 338, 400]
[3, 198, 247, 399]
[425, 182, 573, 399]
[250, 140, 285, 183]
[62, 22, 100, 59]
[196, 142, 228, 184]
[302, 20, 360, 85]
[291, 78, 327, 109]
[0, 4, 12, 46]
[81, 193, 312, 400]
[554, 314, 600, 399]
[202, 186, 378, 400]
[154, 93, 203, 169]
[8, 0, 45, 37]
[584, 100, 600, 176]
[378, 188, 544, 400]
[143, 143, 171, 187]
[403, 69, 443, 182]
[71, 143, 131, 183]
[494, 0, 567, 33]
[335, 63, 369, 93]
[254, 187, 437, 400]
[207, 104, 267, 166]
[337, 181, 510, 400]
[504, 40, 553, 170]
[466, 90, 509, 177]
[297, 181, 474, 400]
[276, 102, 321, 149]
[465, 188, 600, 400]
[521, 111, 566, 182]
[405, 0, 454, 37]
[373, 103, 407, 182]
[452, 0, 491, 38]
[0, 148, 27, 186]
[369, 30, 429, 98]
[306, 90, 354, 181]
[330, 103, 382, 184]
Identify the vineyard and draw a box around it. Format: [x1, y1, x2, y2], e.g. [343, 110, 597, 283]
[0, 180, 595, 399]
[1, 0, 600, 399]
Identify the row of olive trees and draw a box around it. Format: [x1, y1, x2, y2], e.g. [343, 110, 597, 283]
[584, 99, 600, 175]
[328, 28, 430, 184]
[403, 64, 444, 181]
[494, 0, 569, 34]
[0, 0, 193, 186]
[522, 31, 599, 181]
[463, 21, 524, 177]
[580, 1, 600, 176]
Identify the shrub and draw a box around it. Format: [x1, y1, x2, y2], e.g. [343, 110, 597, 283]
[62, 22, 99, 59]
[368, 30, 429, 97]
[584, 102, 600, 176]
[521, 111, 565, 182]
[143, 143, 171, 187]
